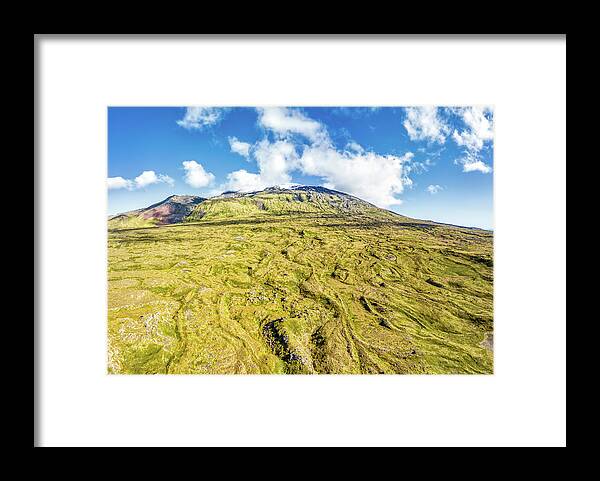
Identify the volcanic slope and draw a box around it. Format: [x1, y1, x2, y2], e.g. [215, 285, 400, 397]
[108, 186, 493, 374]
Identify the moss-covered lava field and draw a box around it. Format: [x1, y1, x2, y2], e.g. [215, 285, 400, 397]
[108, 187, 493, 374]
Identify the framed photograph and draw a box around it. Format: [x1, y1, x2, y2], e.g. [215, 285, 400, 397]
[35, 34, 566, 446]
[107, 105, 494, 376]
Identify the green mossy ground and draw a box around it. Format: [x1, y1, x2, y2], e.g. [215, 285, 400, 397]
[108, 208, 493, 374]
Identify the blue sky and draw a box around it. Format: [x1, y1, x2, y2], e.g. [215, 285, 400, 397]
[108, 106, 494, 229]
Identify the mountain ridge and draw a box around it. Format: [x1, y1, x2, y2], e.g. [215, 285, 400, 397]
[108, 185, 418, 229]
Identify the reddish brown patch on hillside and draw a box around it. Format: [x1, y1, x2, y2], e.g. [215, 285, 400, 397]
[140, 202, 196, 224]
[141, 204, 175, 224]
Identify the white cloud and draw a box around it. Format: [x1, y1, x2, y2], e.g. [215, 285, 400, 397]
[257, 107, 327, 143]
[452, 106, 494, 151]
[224, 169, 267, 192]
[160, 174, 175, 186]
[427, 184, 443, 194]
[406, 157, 433, 175]
[223, 109, 414, 208]
[228, 136, 251, 158]
[108, 171, 173, 190]
[134, 170, 174, 189]
[253, 140, 298, 186]
[222, 140, 297, 192]
[107, 176, 132, 190]
[462, 160, 492, 173]
[298, 144, 413, 208]
[346, 141, 365, 154]
[403, 107, 449, 144]
[182, 160, 215, 188]
[177, 107, 226, 130]
[224, 142, 414, 208]
[452, 106, 494, 173]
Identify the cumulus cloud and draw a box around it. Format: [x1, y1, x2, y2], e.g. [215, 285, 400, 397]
[107, 170, 174, 190]
[224, 169, 267, 192]
[346, 141, 365, 154]
[253, 140, 298, 186]
[223, 109, 414, 208]
[257, 107, 327, 143]
[427, 184, 443, 194]
[452, 106, 494, 173]
[182, 160, 215, 188]
[403, 106, 449, 144]
[452, 107, 494, 151]
[228, 136, 251, 158]
[299, 144, 413, 207]
[462, 159, 492, 173]
[107, 176, 132, 190]
[177, 107, 226, 130]
[223, 134, 413, 207]
[223, 140, 297, 192]
[134, 170, 174, 189]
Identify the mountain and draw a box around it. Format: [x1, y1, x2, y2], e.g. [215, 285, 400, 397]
[108, 186, 415, 229]
[108, 186, 493, 375]
[108, 194, 205, 228]
[188, 185, 414, 222]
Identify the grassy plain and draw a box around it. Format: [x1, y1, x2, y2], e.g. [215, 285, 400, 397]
[108, 202, 493, 374]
